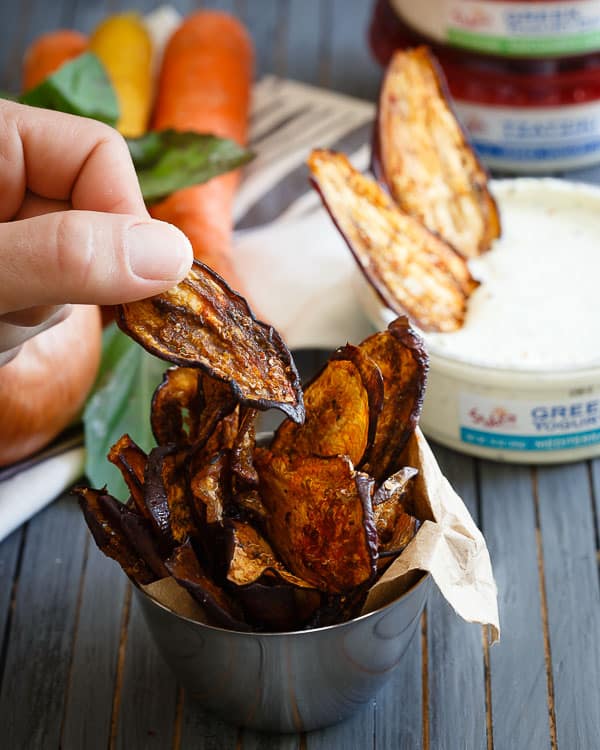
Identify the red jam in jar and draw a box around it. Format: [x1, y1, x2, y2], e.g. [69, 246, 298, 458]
[370, 0, 600, 172]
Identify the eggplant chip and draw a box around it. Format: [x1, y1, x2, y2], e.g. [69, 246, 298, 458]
[206, 406, 240, 453]
[233, 489, 268, 523]
[236, 583, 322, 632]
[75, 487, 155, 585]
[374, 466, 418, 507]
[107, 434, 148, 519]
[230, 408, 259, 488]
[144, 446, 196, 543]
[373, 47, 500, 258]
[255, 451, 378, 594]
[378, 512, 420, 557]
[308, 149, 478, 332]
[188, 450, 229, 525]
[165, 541, 248, 630]
[151, 367, 202, 446]
[359, 318, 429, 482]
[117, 260, 304, 422]
[225, 520, 315, 590]
[271, 344, 383, 467]
[151, 366, 238, 449]
[373, 468, 418, 545]
[98, 494, 170, 580]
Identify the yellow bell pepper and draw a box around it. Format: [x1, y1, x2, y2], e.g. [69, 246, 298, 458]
[89, 13, 152, 138]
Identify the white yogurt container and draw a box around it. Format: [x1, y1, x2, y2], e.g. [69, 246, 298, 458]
[357, 178, 600, 463]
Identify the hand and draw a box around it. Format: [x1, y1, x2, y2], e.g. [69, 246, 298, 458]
[0, 100, 193, 364]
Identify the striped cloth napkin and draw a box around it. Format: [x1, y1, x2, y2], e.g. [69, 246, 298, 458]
[0, 76, 377, 541]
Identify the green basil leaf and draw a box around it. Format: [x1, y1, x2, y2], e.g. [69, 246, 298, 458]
[128, 130, 254, 203]
[20, 52, 119, 126]
[84, 325, 164, 499]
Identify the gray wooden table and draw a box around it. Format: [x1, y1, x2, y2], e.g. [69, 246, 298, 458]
[1, 1, 600, 748]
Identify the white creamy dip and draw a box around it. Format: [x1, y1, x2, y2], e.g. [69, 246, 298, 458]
[418, 178, 600, 372]
[356, 177, 600, 461]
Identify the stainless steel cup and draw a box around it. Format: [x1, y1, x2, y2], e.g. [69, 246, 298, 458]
[136, 573, 430, 733]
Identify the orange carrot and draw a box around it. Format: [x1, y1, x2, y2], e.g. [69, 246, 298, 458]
[22, 30, 88, 91]
[150, 11, 254, 299]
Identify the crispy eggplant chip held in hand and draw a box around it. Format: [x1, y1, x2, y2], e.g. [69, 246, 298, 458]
[359, 318, 429, 482]
[374, 47, 500, 259]
[255, 451, 378, 594]
[165, 541, 249, 630]
[117, 260, 304, 422]
[271, 344, 383, 466]
[308, 149, 477, 332]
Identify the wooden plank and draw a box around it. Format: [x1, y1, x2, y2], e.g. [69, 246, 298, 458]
[374, 620, 423, 750]
[589, 459, 600, 555]
[285, 0, 323, 85]
[114, 591, 179, 749]
[426, 445, 487, 750]
[121, 0, 169, 13]
[329, 0, 381, 100]
[306, 700, 375, 750]
[479, 461, 551, 750]
[178, 695, 239, 750]
[236, 0, 287, 79]
[20, 0, 78, 54]
[0, 0, 67, 92]
[0, 528, 24, 679]
[240, 727, 300, 750]
[71, 0, 111, 34]
[60, 542, 128, 750]
[148, 0, 237, 15]
[0, 494, 87, 748]
[536, 462, 600, 748]
[0, 8, 26, 89]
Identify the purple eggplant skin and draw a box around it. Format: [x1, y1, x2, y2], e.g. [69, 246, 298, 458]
[143, 445, 178, 540]
[235, 582, 322, 632]
[358, 317, 429, 483]
[166, 540, 251, 632]
[99, 494, 170, 580]
[117, 260, 306, 425]
[355, 470, 379, 586]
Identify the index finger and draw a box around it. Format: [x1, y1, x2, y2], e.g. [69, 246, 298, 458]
[0, 100, 147, 220]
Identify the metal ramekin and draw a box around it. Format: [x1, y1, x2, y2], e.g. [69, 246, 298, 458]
[136, 573, 430, 733]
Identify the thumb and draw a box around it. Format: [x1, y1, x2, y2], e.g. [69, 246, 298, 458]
[0, 210, 193, 315]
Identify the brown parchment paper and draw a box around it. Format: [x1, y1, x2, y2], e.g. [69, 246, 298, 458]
[141, 428, 499, 642]
[142, 577, 209, 623]
[361, 428, 500, 643]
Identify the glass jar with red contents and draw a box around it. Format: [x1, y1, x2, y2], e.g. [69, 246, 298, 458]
[370, 0, 600, 172]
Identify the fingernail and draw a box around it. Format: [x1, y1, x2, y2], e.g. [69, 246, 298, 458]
[127, 221, 193, 281]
